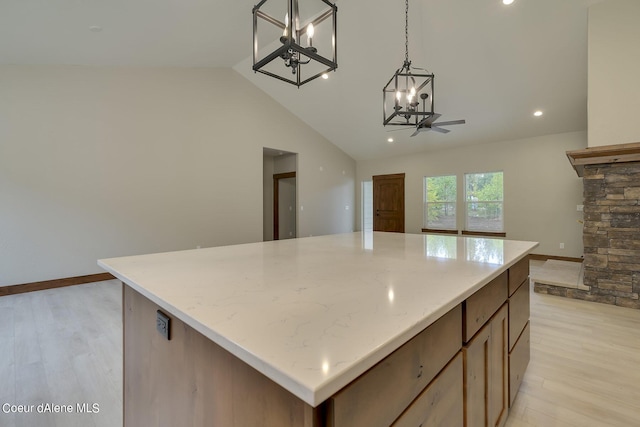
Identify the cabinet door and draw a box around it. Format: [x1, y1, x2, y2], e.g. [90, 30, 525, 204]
[489, 304, 508, 427]
[509, 321, 530, 407]
[463, 304, 508, 427]
[508, 280, 529, 351]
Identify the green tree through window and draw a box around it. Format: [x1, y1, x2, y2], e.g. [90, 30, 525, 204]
[465, 172, 504, 232]
[424, 175, 457, 230]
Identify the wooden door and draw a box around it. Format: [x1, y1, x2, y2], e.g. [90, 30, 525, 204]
[373, 173, 405, 233]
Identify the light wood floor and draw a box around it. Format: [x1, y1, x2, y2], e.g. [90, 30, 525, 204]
[0, 280, 122, 427]
[1, 265, 639, 426]
[507, 261, 640, 426]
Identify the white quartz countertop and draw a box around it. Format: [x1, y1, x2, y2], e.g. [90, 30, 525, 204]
[98, 232, 538, 407]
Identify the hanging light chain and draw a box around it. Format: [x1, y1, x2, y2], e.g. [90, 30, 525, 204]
[404, 0, 410, 66]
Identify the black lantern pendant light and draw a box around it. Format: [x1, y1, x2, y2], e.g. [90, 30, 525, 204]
[383, 0, 435, 128]
[383, 0, 465, 135]
[252, 0, 337, 87]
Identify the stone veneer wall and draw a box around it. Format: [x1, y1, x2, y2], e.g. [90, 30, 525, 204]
[540, 145, 640, 309]
[579, 162, 640, 308]
[536, 162, 640, 307]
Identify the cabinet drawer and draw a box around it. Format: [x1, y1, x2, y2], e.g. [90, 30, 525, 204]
[463, 272, 508, 343]
[508, 280, 530, 351]
[509, 321, 530, 407]
[392, 352, 463, 427]
[508, 256, 529, 296]
[329, 305, 462, 427]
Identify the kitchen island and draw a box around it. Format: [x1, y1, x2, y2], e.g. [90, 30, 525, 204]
[99, 232, 537, 427]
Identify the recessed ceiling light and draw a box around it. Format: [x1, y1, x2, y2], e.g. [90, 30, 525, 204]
[502, 0, 515, 5]
[89, 25, 102, 32]
[534, 110, 543, 117]
[387, 137, 394, 143]
[322, 73, 329, 80]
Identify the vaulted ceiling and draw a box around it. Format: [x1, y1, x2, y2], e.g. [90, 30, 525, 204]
[0, 0, 602, 160]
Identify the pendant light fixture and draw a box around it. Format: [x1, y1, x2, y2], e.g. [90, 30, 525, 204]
[383, 0, 435, 127]
[252, 0, 337, 87]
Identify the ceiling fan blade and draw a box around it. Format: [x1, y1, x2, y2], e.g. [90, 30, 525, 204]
[416, 113, 441, 128]
[430, 126, 450, 134]
[410, 128, 424, 137]
[433, 119, 466, 127]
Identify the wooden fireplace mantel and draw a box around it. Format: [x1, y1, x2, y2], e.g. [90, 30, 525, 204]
[567, 142, 640, 177]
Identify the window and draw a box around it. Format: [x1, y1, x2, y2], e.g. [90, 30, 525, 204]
[424, 175, 457, 230]
[464, 171, 504, 232]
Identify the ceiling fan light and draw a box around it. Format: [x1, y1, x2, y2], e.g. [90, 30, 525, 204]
[502, 0, 515, 5]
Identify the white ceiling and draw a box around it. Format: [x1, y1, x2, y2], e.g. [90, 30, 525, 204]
[0, 0, 602, 161]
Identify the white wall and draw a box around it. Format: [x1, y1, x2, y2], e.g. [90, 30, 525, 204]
[356, 131, 587, 258]
[0, 65, 355, 286]
[588, 0, 640, 147]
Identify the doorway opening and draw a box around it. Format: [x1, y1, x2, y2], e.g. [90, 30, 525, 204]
[274, 172, 296, 240]
[263, 148, 298, 241]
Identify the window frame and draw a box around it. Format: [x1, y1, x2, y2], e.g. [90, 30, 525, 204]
[463, 171, 505, 234]
[423, 174, 458, 232]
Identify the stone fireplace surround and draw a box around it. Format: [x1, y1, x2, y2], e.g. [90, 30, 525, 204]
[535, 142, 640, 309]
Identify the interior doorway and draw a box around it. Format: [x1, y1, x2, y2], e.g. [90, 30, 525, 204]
[373, 173, 405, 233]
[263, 148, 298, 241]
[274, 172, 296, 240]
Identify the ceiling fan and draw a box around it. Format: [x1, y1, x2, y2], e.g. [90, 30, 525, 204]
[410, 114, 466, 136]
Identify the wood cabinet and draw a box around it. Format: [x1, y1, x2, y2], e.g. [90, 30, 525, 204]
[509, 321, 530, 407]
[507, 256, 530, 406]
[392, 353, 464, 427]
[463, 304, 509, 427]
[122, 256, 531, 427]
[329, 305, 462, 427]
[508, 257, 529, 296]
[123, 285, 321, 427]
[508, 277, 529, 351]
[464, 272, 508, 343]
